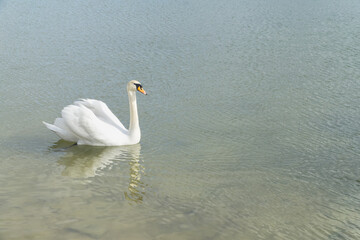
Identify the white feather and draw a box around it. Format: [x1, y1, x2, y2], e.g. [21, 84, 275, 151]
[43, 80, 146, 146]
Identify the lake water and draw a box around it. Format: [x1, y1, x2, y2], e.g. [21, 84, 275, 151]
[1, 0, 360, 239]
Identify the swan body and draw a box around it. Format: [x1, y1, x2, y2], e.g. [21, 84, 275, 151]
[43, 80, 147, 146]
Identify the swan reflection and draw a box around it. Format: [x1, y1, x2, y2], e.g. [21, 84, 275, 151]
[52, 141, 145, 203]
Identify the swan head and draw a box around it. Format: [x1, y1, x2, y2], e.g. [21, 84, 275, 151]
[127, 80, 147, 95]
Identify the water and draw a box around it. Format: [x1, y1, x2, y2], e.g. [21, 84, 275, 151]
[1, 0, 360, 239]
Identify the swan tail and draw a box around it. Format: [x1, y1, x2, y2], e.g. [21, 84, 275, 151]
[42, 119, 78, 142]
[43, 121, 61, 132]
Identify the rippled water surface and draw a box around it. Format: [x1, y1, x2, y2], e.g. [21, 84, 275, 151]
[1, 0, 360, 239]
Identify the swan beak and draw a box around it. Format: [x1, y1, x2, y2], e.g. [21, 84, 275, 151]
[137, 86, 147, 95]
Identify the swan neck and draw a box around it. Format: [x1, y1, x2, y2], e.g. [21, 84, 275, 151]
[128, 91, 140, 136]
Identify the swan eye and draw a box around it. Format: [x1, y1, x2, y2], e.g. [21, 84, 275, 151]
[134, 83, 142, 91]
[134, 83, 147, 95]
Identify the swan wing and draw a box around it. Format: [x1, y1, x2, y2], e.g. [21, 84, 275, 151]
[61, 104, 127, 146]
[74, 99, 127, 133]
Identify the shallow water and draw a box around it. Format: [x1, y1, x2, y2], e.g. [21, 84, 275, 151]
[1, 0, 360, 239]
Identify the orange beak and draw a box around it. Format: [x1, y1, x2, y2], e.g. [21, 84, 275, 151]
[137, 86, 147, 95]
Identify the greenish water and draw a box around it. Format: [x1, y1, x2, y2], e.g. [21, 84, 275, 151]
[1, 0, 360, 239]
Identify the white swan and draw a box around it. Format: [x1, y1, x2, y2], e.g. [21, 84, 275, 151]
[43, 80, 147, 146]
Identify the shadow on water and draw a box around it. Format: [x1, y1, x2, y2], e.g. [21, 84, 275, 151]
[49, 141, 146, 203]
